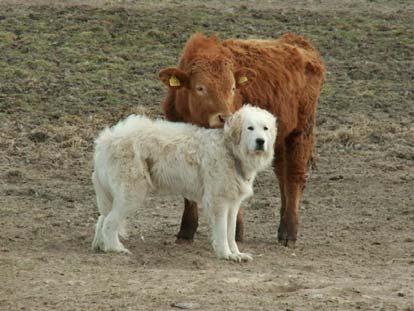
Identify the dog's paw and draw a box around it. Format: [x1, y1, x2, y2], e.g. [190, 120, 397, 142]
[215, 249, 232, 260]
[119, 248, 131, 255]
[228, 252, 253, 262]
[239, 252, 253, 262]
[91, 242, 103, 252]
[104, 245, 131, 255]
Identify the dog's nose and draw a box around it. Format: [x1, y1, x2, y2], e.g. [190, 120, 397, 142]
[256, 138, 265, 146]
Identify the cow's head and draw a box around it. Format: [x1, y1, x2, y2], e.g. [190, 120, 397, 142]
[159, 59, 256, 128]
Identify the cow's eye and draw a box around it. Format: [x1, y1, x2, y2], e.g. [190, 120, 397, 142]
[196, 85, 205, 93]
[264, 126, 268, 131]
[248, 126, 254, 131]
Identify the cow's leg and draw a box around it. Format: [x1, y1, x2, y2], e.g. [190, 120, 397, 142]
[277, 178, 288, 242]
[273, 142, 288, 243]
[176, 199, 198, 243]
[281, 128, 314, 248]
[235, 208, 244, 242]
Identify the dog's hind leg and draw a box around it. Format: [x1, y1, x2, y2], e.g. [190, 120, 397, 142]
[92, 172, 113, 251]
[102, 197, 130, 253]
[92, 215, 105, 251]
[101, 182, 148, 254]
[101, 194, 131, 254]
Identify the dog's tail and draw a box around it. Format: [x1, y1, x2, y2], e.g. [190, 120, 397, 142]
[92, 171, 112, 216]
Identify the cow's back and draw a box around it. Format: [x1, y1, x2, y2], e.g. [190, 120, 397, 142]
[222, 33, 325, 134]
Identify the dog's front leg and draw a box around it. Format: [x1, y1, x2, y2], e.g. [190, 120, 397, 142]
[206, 205, 232, 260]
[227, 204, 253, 262]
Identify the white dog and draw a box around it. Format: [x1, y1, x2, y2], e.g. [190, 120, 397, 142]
[91, 105, 276, 261]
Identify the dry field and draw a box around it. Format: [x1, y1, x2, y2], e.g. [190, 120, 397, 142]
[0, 1, 413, 310]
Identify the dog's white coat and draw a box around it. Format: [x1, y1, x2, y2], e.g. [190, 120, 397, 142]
[92, 105, 276, 261]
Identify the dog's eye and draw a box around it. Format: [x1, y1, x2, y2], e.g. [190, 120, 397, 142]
[264, 126, 268, 131]
[248, 126, 254, 131]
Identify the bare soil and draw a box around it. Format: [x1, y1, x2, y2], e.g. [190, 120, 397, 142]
[0, 1, 413, 310]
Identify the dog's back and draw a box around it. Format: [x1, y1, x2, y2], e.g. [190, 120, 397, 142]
[96, 114, 207, 151]
[93, 115, 224, 202]
[95, 115, 152, 151]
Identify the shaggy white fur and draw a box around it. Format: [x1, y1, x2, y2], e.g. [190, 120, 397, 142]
[91, 105, 277, 262]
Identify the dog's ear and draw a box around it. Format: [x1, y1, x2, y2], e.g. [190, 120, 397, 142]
[224, 112, 242, 145]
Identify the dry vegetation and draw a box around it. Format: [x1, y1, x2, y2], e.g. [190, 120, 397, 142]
[1, 1, 413, 310]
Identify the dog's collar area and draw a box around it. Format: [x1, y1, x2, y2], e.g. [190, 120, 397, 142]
[225, 141, 252, 184]
[233, 154, 251, 183]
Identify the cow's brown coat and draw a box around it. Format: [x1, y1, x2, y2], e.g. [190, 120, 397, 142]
[159, 33, 325, 247]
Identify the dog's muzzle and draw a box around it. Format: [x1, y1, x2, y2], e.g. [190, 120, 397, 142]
[255, 138, 265, 151]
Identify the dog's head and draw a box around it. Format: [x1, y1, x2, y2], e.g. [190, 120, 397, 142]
[224, 105, 277, 169]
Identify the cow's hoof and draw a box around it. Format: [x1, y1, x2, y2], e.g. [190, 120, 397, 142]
[286, 239, 296, 248]
[278, 238, 296, 248]
[277, 225, 287, 242]
[175, 237, 194, 244]
[176, 229, 196, 243]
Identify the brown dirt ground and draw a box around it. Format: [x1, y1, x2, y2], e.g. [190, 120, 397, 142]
[0, 1, 413, 310]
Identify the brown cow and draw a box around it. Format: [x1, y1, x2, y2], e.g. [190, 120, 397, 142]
[159, 33, 325, 247]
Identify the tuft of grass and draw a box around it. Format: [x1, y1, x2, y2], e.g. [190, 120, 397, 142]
[0, 31, 17, 45]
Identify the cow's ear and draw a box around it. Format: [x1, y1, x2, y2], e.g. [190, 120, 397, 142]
[234, 68, 256, 88]
[159, 67, 189, 89]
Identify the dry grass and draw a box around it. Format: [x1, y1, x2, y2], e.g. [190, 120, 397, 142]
[1, 0, 413, 13]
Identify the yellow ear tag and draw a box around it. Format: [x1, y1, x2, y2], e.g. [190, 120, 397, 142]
[238, 76, 248, 84]
[169, 75, 180, 87]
